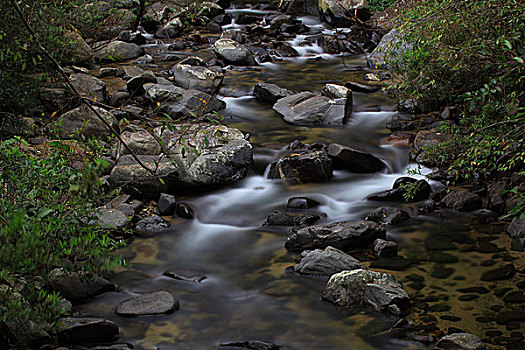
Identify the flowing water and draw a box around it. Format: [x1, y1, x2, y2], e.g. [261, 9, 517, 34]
[81, 8, 524, 350]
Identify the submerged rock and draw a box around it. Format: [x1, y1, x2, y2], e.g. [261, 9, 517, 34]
[322, 269, 409, 315]
[213, 38, 256, 66]
[292, 246, 366, 276]
[115, 291, 179, 316]
[285, 220, 386, 252]
[365, 207, 409, 225]
[434, 333, 485, 350]
[253, 82, 293, 104]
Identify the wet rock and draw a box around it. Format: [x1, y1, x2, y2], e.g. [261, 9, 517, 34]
[96, 41, 145, 62]
[496, 311, 525, 325]
[1, 316, 52, 349]
[126, 70, 158, 96]
[487, 181, 506, 213]
[507, 216, 525, 238]
[70, 73, 107, 103]
[213, 38, 256, 66]
[109, 155, 179, 197]
[280, 0, 319, 15]
[297, 213, 323, 226]
[292, 246, 366, 276]
[272, 42, 299, 57]
[219, 340, 281, 350]
[98, 67, 118, 78]
[57, 318, 119, 345]
[511, 238, 525, 252]
[319, 0, 371, 27]
[207, 22, 222, 33]
[369, 257, 413, 271]
[115, 291, 179, 316]
[175, 202, 195, 219]
[365, 207, 409, 225]
[118, 30, 147, 46]
[344, 81, 379, 93]
[267, 151, 333, 183]
[322, 84, 351, 99]
[434, 333, 485, 350]
[135, 54, 154, 64]
[457, 287, 489, 294]
[253, 82, 293, 104]
[273, 92, 351, 125]
[481, 264, 515, 281]
[155, 17, 183, 38]
[171, 59, 224, 94]
[367, 29, 412, 69]
[322, 269, 409, 315]
[163, 270, 207, 283]
[285, 220, 386, 252]
[373, 239, 398, 258]
[94, 208, 129, 230]
[270, 14, 300, 29]
[45, 270, 116, 303]
[119, 65, 144, 79]
[441, 191, 482, 212]
[263, 211, 296, 226]
[368, 178, 431, 202]
[503, 291, 525, 303]
[327, 143, 384, 173]
[119, 127, 161, 156]
[158, 193, 176, 215]
[135, 215, 170, 231]
[287, 196, 320, 209]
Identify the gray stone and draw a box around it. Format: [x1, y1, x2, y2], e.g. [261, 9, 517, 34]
[511, 238, 525, 252]
[96, 41, 145, 62]
[322, 269, 409, 315]
[70, 73, 107, 103]
[63, 31, 94, 65]
[263, 211, 296, 226]
[434, 333, 485, 350]
[292, 246, 366, 276]
[135, 215, 170, 231]
[254, 82, 293, 104]
[285, 220, 386, 252]
[98, 67, 118, 77]
[411, 130, 452, 165]
[507, 215, 525, 238]
[119, 127, 161, 155]
[57, 105, 116, 140]
[57, 318, 119, 344]
[287, 197, 320, 209]
[135, 54, 154, 64]
[373, 239, 398, 258]
[213, 38, 256, 66]
[267, 151, 333, 183]
[367, 29, 412, 69]
[365, 207, 409, 225]
[126, 71, 158, 95]
[322, 84, 351, 99]
[94, 208, 129, 230]
[45, 270, 116, 303]
[175, 202, 194, 219]
[155, 17, 183, 38]
[158, 193, 176, 215]
[441, 191, 482, 212]
[327, 143, 384, 173]
[273, 92, 351, 125]
[319, 0, 370, 26]
[171, 60, 224, 94]
[344, 81, 379, 93]
[115, 291, 179, 316]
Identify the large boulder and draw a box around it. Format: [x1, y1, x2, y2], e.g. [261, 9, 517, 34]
[440, 191, 482, 211]
[319, 0, 371, 27]
[507, 216, 525, 239]
[434, 333, 485, 350]
[285, 220, 386, 252]
[213, 38, 256, 66]
[322, 269, 409, 315]
[267, 151, 333, 183]
[57, 105, 116, 140]
[367, 29, 412, 69]
[292, 246, 366, 277]
[119, 127, 161, 156]
[63, 31, 95, 65]
[367, 177, 431, 202]
[273, 92, 351, 125]
[254, 82, 293, 105]
[327, 143, 384, 173]
[115, 291, 179, 316]
[155, 17, 183, 38]
[171, 59, 224, 94]
[44, 270, 116, 304]
[96, 41, 145, 62]
[70, 73, 107, 103]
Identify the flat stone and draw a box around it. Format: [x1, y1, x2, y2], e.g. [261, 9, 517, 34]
[327, 143, 385, 173]
[115, 291, 179, 316]
[57, 318, 119, 345]
[366, 207, 409, 225]
[253, 82, 293, 104]
[45, 270, 116, 304]
[292, 246, 366, 277]
[344, 81, 379, 93]
[434, 333, 485, 350]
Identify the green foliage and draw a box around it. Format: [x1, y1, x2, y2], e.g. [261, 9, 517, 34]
[368, 0, 396, 12]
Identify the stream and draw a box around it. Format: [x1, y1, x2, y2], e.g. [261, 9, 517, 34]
[79, 7, 523, 350]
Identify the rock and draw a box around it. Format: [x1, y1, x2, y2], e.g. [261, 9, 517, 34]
[207, 21, 222, 33]
[98, 67, 118, 77]
[135, 54, 154, 64]
[367, 29, 412, 69]
[119, 127, 161, 156]
[57, 105, 116, 140]
[507, 216, 525, 238]
[273, 92, 351, 125]
[441, 191, 482, 211]
[434, 333, 485, 350]
[213, 38, 256, 66]
[163, 270, 207, 282]
[318, 0, 370, 26]
[496, 310, 525, 325]
[297, 213, 323, 226]
[175, 202, 194, 219]
[369, 257, 412, 271]
[70, 73, 107, 103]
[272, 42, 299, 57]
[287, 197, 320, 209]
[155, 17, 183, 38]
[219, 340, 281, 350]
[285, 220, 385, 252]
[157, 193, 177, 215]
[511, 238, 525, 252]
[322, 269, 409, 315]
[411, 130, 452, 165]
[39, 86, 72, 113]
[267, 151, 333, 183]
[1, 316, 52, 349]
[322, 84, 351, 99]
[115, 291, 179, 316]
[365, 207, 409, 225]
[109, 155, 179, 197]
[263, 211, 296, 226]
[280, 0, 319, 15]
[120, 65, 144, 79]
[326, 143, 384, 173]
[344, 81, 379, 93]
[171, 60, 224, 94]
[253, 82, 293, 104]
[96, 41, 145, 62]
[368, 178, 431, 202]
[480, 264, 515, 281]
[135, 215, 170, 231]
[45, 270, 116, 303]
[270, 14, 299, 29]
[117, 30, 147, 45]
[126, 71, 158, 96]
[63, 31, 95, 65]
[94, 208, 129, 230]
[292, 246, 366, 276]
[58, 318, 119, 344]
[373, 239, 398, 258]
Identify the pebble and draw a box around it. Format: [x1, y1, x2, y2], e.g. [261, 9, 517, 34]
[458, 294, 479, 301]
[457, 286, 490, 294]
[481, 264, 515, 281]
[503, 291, 525, 303]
